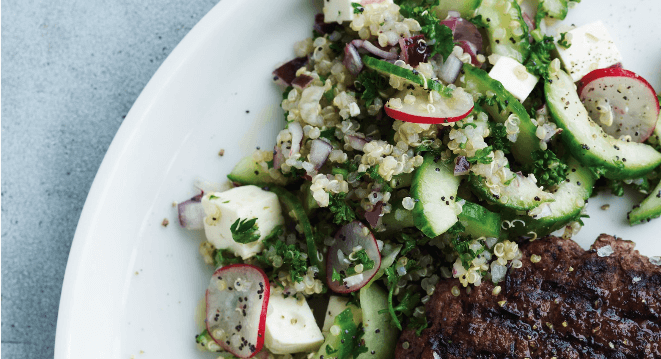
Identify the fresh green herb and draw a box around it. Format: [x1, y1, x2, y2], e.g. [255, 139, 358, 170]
[355, 70, 389, 107]
[213, 248, 242, 268]
[329, 192, 357, 225]
[312, 29, 322, 40]
[607, 179, 625, 197]
[451, 234, 484, 269]
[208, 194, 220, 200]
[324, 87, 336, 102]
[486, 122, 511, 154]
[558, 32, 571, 48]
[363, 165, 393, 192]
[408, 315, 429, 336]
[329, 41, 344, 54]
[524, 30, 555, 79]
[351, 2, 364, 14]
[230, 218, 261, 244]
[380, 259, 420, 330]
[469, 14, 489, 28]
[331, 268, 342, 282]
[477, 94, 507, 113]
[195, 329, 213, 347]
[282, 86, 293, 100]
[466, 146, 494, 165]
[346, 249, 376, 275]
[527, 149, 569, 188]
[534, 1, 549, 26]
[319, 128, 337, 141]
[355, 323, 369, 355]
[256, 232, 309, 282]
[397, 233, 417, 256]
[332, 167, 349, 178]
[398, 1, 454, 60]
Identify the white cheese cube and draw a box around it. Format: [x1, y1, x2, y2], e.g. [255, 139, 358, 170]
[322, 296, 363, 332]
[202, 185, 284, 260]
[264, 288, 324, 354]
[323, 0, 360, 23]
[488, 56, 539, 102]
[554, 21, 622, 82]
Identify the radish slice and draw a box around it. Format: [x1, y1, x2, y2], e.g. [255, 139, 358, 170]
[385, 87, 474, 124]
[177, 193, 205, 230]
[206, 264, 270, 358]
[326, 221, 381, 293]
[288, 122, 303, 156]
[308, 139, 332, 169]
[578, 68, 660, 142]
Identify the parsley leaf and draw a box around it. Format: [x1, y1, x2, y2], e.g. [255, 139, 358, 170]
[466, 146, 494, 164]
[469, 14, 489, 28]
[351, 2, 364, 14]
[524, 30, 556, 80]
[486, 122, 511, 154]
[363, 165, 393, 192]
[606, 179, 625, 197]
[213, 248, 241, 268]
[398, 1, 454, 60]
[230, 218, 261, 244]
[328, 192, 357, 225]
[256, 231, 309, 282]
[558, 32, 571, 48]
[346, 249, 376, 275]
[527, 149, 569, 188]
[451, 234, 484, 269]
[380, 259, 421, 330]
[355, 70, 389, 107]
[408, 315, 429, 336]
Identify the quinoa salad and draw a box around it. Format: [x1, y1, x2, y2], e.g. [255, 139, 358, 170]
[175, 0, 661, 358]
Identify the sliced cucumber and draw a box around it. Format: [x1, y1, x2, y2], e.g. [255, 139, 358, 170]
[227, 154, 287, 186]
[383, 198, 501, 238]
[363, 56, 446, 94]
[458, 200, 501, 238]
[472, 0, 530, 63]
[458, 63, 540, 164]
[433, 0, 482, 19]
[535, 0, 569, 21]
[503, 156, 596, 238]
[628, 180, 661, 225]
[469, 171, 552, 211]
[300, 182, 319, 215]
[545, 70, 661, 179]
[312, 308, 359, 359]
[411, 155, 461, 237]
[357, 284, 399, 359]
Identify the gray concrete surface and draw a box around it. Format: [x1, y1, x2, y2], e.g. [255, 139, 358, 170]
[1, 1, 219, 357]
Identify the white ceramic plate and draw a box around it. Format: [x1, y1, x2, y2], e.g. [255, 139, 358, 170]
[55, 1, 661, 358]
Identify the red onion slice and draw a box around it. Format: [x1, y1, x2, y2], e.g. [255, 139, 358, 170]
[292, 74, 314, 90]
[308, 139, 333, 170]
[178, 193, 205, 230]
[343, 43, 363, 76]
[326, 221, 381, 293]
[288, 121, 303, 156]
[364, 202, 383, 228]
[351, 39, 398, 60]
[346, 135, 368, 151]
[438, 54, 463, 84]
[273, 144, 285, 170]
[440, 14, 483, 66]
[454, 156, 470, 176]
[313, 13, 338, 35]
[398, 35, 430, 67]
[272, 57, 308, 86]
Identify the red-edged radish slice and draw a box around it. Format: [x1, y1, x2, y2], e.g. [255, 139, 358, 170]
[206, 264, 270, 358]
[385, 87, 474, 124]
[326, 221, 381, 293]
[578, 68, 660, 143]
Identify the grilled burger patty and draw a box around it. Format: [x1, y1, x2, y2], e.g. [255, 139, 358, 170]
[396, 234, 661, 358]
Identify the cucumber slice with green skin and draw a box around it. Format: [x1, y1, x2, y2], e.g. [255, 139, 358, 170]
[362, 56, 447, 94]
[227, 155, 287, 186]
[357, 284, 399, 359]
[469, 171, 553, 211]
[545, 70, 661, 179]
[433, 0, 482, 19]
[267, 186, 324, 277]
[628, 180, 661, 225]
[502, 156, 596, 239]
[458, 63, 540, 164]
[538, 0, 568, 20]
[458, 200, 501, 238]
[473, 0, 530, 63]
[411, 155, 462, 237]
[383, 198, 501, 238]
[312, 308, 359, 359]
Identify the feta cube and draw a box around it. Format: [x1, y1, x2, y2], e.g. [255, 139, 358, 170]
[323, 0, 360, 23]
[264, 289, 324, 354]
[554, 21, 622, 82]
[488, 56, 539, 102]
[202, 185, 284, 259]
[322, 296, 363, 332]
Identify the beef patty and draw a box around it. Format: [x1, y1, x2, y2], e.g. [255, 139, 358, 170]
[396, 234, 661, 359]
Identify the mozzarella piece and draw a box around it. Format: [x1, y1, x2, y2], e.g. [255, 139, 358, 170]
[323, 0, 360, 23]
[488, 56, 539, 102]
[553, 21, 622, 82]
[202, 185, 284, 259]
[264, 289, 324, 354]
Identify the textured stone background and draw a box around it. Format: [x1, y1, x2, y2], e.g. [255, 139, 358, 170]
[1, 1, 219, 357]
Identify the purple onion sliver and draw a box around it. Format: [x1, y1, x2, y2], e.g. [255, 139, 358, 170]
[309, 139, 333, 170]
[272, 57, 308, 86]
[454, 156, 471, 176]
[343, 43, 363, 76]
[364, 201, 383, 228]
[292, 74, 314, 90]
[273, 144, 285, 170]
[314, 13, 338, 34]
[346, 135, 368, 151]
[438, 54, 463, 84]
[178, 193, 206, 230]
[360, 40, 398, 60]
